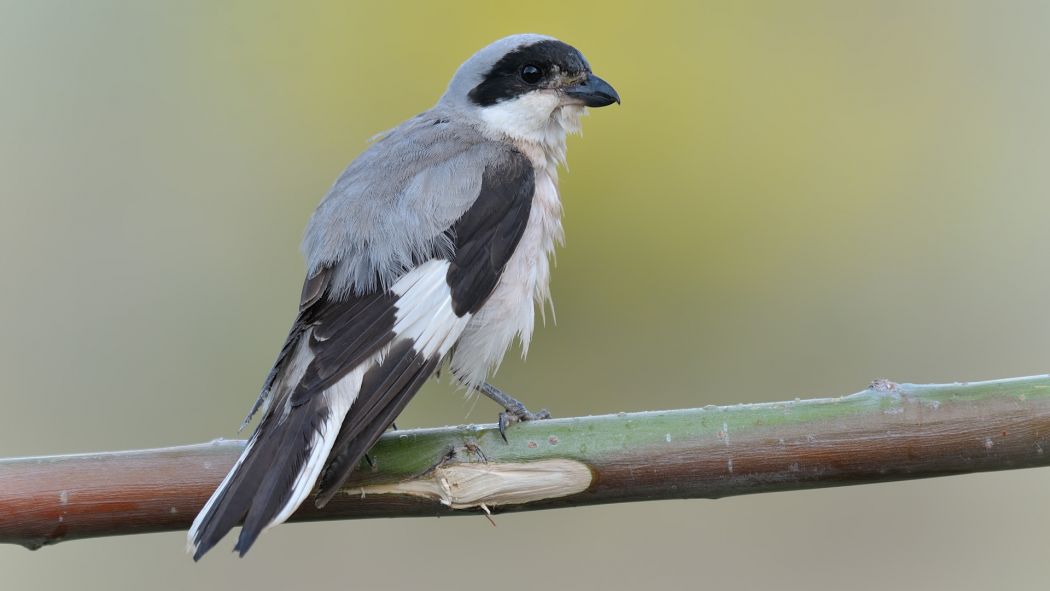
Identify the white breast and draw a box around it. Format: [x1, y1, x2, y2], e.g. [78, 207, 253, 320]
[448, 165, 564, 388]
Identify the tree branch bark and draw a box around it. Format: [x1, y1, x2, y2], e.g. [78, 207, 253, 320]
[3, 375, 1049, 550]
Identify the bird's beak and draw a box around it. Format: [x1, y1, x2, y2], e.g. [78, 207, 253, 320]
[564, 73, 620, 107]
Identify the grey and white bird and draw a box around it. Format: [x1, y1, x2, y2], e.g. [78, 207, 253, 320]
[188, 33, 619, 560]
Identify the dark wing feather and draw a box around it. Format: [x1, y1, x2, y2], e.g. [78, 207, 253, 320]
[446, 148, 535, 315]
[240, 265, 334, 429]
[290, 290, 399, 406]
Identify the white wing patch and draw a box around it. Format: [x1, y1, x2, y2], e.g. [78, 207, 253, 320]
[392, 259, 471, 358]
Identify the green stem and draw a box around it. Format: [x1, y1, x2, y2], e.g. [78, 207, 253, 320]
[2, 376, 1049, 550]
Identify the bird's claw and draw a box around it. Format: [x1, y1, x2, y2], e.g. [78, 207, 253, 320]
[497, 406, 552, 443]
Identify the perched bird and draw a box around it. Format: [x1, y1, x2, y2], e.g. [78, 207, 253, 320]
[188, 33, 619, 560]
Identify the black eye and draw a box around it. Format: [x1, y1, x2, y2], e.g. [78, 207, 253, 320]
[520, 64, 543, 84]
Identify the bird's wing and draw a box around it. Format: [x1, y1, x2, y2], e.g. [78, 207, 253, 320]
[302, 113, 515, 296]
[312, 146, 536, 504]
[188, 121, 535, 560]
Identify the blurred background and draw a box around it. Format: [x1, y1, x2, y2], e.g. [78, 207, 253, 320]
[2, 1, 1049, 589]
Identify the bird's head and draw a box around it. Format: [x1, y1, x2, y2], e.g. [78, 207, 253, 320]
[441, 34, 619, 146]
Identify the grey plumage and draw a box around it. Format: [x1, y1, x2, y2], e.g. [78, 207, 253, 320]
[188, 33, 618, 560]
[303, 116, 511, 297]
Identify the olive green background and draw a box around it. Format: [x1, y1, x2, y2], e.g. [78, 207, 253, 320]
[2, 1, 1049, 589]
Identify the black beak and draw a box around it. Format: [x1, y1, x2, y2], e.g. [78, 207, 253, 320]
[564, 73, 620, 107]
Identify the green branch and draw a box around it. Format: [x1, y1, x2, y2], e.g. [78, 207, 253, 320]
[2, 375, 1049, 550]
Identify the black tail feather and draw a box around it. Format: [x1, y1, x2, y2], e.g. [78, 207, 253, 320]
[314, 340, 438, 506]
[234, 400, 329, 556]
[191, 396, 329, 560]
[192, 339, 439, 558]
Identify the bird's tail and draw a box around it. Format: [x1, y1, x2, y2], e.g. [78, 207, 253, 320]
[186, 365, 364, 561]
[188, 259, 468, 559]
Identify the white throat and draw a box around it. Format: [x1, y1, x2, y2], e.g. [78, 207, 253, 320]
[477, 92, 585, 166]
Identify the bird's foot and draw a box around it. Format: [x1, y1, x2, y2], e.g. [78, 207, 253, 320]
[497, 408, 552, 443]
[479, 382, 551, 443]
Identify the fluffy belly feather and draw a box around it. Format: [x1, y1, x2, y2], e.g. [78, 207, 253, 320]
[449, 167, 563, 388]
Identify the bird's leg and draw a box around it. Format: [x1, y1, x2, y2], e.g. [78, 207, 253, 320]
[479, 382, 551, 442]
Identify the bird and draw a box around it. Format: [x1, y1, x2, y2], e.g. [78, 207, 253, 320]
[187, 33, 619, 560]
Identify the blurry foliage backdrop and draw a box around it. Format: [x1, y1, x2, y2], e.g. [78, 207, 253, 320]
[2, 1, 1049, 589]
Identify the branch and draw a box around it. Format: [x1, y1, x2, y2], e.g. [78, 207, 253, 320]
[3, 376, 1049, 550]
